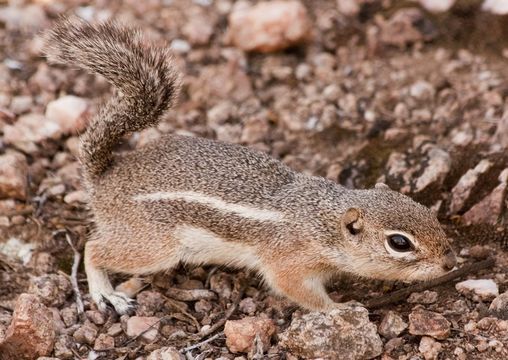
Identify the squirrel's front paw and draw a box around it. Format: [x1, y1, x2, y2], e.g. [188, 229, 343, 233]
[96, 291, 137, 315]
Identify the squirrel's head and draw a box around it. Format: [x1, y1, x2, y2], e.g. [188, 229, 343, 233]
[336, 183, 456, 282]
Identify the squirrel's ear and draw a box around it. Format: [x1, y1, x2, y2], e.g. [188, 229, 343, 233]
[375, 183, 390, 190]
[343, 208, 364, 235]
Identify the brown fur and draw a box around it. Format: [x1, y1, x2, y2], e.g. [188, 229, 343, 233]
[43, 19, 456, 314]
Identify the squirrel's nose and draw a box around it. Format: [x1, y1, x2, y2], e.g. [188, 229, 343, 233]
[442, 249, 456, 271]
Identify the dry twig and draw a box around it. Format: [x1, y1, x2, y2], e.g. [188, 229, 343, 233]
[65, 232, 85, 316]
[366, 257, 496, 309]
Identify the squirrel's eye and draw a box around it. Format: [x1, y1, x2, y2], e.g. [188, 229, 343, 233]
[387, 234, 413, 252]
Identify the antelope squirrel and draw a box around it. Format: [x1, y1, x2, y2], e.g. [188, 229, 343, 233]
[43, 19, 456, 314]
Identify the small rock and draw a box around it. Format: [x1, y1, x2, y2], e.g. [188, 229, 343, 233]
[483, 0, 508, 15]
[280, 302, 383, 359]
[10, 95, 33, 115]
[462, 168, 508, 225]
[53, 334, 74, 359]
[86, 310, 107, 326]
[146, 346, 182, 360]
[489, 291, 508, 319]
[60, 306, 78, 327]
[28, 274, 72, 308]
[166, 288, 217, 302]
[63, 190, 88, 204]
[126, 316, 160, 343]
[224, 316, 275, 353]
[45, 95, 90, 134]
[0, 294, 56, 359]
[410, 80, 435, 100]
[419, 0, 455, 12]
[73, 322, 98, 345]
[182, 15, 215, 45]
[0, 4, 49, 31]
[408, 291, 439, 305]
[210, 273, 233, 299]
[136, 291, 166, 316]
[419, 336, 442, 360]
[379, 8, 437, 48]
[107, 323, 123, 337]
[384, 337, 404, 353]
[239, 297, 257, 315]
[378, 311, 408, 339]
[468, 245, 492, 259]
[415, 147, 451, 192]
[194, 299, 212, 313]
[0, 152, 28, 200]
[456, 279, 499, 301]
[3, 113, 61, 153]
[228, 0, 311, 52]
[94, 333, 115, 351]
[408, 309, 451, 340]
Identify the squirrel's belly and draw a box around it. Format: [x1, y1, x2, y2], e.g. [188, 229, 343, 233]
[173, 224, 262, 269]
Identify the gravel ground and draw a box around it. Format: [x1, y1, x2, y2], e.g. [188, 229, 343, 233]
[0, 0, 507, 359]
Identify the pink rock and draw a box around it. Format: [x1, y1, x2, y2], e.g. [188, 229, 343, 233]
[182, 15, 215, 45]
[0, 294, 56, 359]
[379, 8, 437, 48]
[45, 95, 90, 134]
[0, 151, 28, 200]
[224, 316, 275, 353]
[228, 1, 311, 52]
[126, 316, 160, 343]
[409, 309, 450, 340]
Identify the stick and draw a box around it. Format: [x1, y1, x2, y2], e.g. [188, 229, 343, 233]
[65, 232, 85, 316]
[365, 257, 496, 309]
[181, 331, 224, 353]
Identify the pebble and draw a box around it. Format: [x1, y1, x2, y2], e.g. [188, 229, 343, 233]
[419, 336, 442, 360]
[419, 0, 456, 12]
[280, 302, 383, 359]
[489, 290, 508, 319]
[136, 291, 166, 316]
[28, 274, 72, 308]
[0, 151, 28, 200]
[146, 346, 182, 360]
[3, 113, 61, 153]
[73, 322, 98, 345]
[456, 279, 499, 301]
[482, 0, 508, 14]
[45, 95, 90, 135]
[93, 333, 115, 351]
[378, 311, 408, 339]
[408, 291, 439, 305]
[9, 95, 33, 115]
[379, 8, 436, 48]
[126, 316, 160, 343]
[410, 80, 436, 100]
[239, 297, 257, 315]
[408, 309, 451, 340]
[0, 294, 56, 359]
[63, 190, 88, 204]
[228, 0, 311, 52]
[224, 316, 276, 353]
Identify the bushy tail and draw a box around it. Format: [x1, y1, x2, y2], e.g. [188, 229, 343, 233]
[43, 18, 180, 182]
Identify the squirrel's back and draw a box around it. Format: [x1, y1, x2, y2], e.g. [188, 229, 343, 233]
[43, 18, 180, 184]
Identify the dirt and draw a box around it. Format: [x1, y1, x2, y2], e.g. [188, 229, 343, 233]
[0, 0, 507, 359]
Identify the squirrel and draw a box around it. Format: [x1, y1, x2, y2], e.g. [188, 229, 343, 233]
[43, 19, 457, 315]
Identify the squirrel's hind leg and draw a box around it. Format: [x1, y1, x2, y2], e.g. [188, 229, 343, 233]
[84, 240, 136, 315]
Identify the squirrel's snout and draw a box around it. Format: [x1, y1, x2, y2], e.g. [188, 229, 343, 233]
[442, 249, 457, 271]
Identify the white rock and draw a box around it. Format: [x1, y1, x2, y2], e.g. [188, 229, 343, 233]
[456, 279, 499, 302]
[45, 95, 90, 135]
[419, 0, 455, 12]
[228, 0, 311, 52]
[146, 347, 181, 360]
[63, 190, 88, 204]
[170, 39, 191, 54]
[482, 0, 508, 14]
[410, 80, 436, 100]
[415, 147, 451, 192]
[419, 336, 442, 360]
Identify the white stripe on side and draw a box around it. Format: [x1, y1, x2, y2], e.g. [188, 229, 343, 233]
[133, 191, 283, 222]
